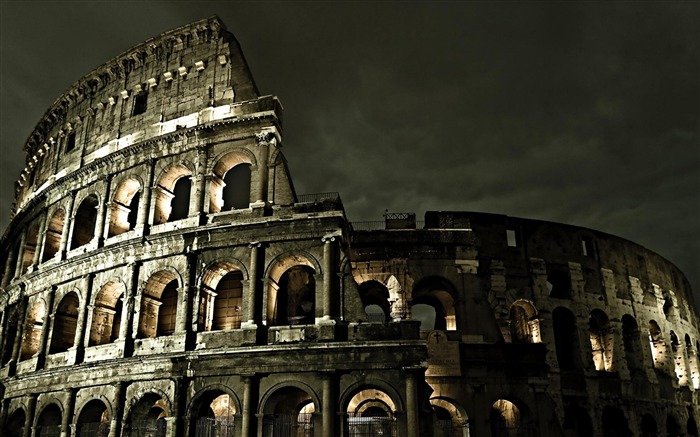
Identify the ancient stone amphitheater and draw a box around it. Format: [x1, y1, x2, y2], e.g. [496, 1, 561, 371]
[0, 16, 697, 437]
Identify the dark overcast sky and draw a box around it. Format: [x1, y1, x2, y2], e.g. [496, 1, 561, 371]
[1, 1, 698, 302]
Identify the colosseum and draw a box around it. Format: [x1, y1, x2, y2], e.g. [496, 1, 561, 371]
[0, 16, 697, 437]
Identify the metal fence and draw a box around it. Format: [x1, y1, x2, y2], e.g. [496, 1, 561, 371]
[262, 413, 313, 437]
[434, 420, 470, 437]
[346, 415, 398, 437]
[127, 420, 167, 437]
[194, 416, 236, 437]
[36, 425, 62, 437]
[352, 221, 425, 231]
[78, 422, 111, 437]
[296, 192, 340, 203]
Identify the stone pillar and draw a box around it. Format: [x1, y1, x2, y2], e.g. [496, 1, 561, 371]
[319, 237, 337, 324]
[73, 275, 93, 363]
[241, 375, 256, 437]
[95, 176, 112, 247]
[176, 255, 194, 334]
[32, 213, 48, 269]
[59, 191, 76, 259]
[405, 370, 418, 437]
[36, 288, 56, 370]
[322, 373, 335, 437]
[60, 389, 75, 437]
[242, 243, 261, 329]
[13, 231, 28, 279]
[136, 159, 156, 234]
[9, 299, 28, 371]
[23, 393, 37, 437]
[108, 382, 125, 437]
[253, 131, 272, 203]
[193, 144, 210, 222]
[1, 247, 16, 288]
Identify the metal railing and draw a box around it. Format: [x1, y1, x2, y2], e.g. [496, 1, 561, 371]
[36, 425, 62, 437]
[194, 416, 236, 437]
[77, 422, 111, 437]
[352, 221, 425, 231]
[346, 415, 398, 437]
[296, 192, 340, 203]
[262, 413, 313, 437]
[127, 420, 167, 437]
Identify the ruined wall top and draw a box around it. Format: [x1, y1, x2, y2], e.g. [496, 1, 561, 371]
[14, 16, 261, 215]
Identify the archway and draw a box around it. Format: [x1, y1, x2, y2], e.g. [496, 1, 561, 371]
[3, 408, 26, 437]
[648, 320, 666, 370]
[126, 393, 169, 437]
[412, 276, 457, 331]
[640, 413, 658, 437]
[42, 208, 65, 262]
[562, 404, 593, 437]
[490, 399, 525, 437]
[509, 300, 540, 344]
[1, 304, 20, 364]
[601, 406, 631, 437]
[198, 262, 244, 332]
[138, 271, 179, 338]
[262, 386, 315, 437]
[21, 220, 40, 273]
[553, 307, 581, 371]
[49, 291, 80, 354]
[76, 399, 110, 437]
[667, 414, 680, 437]
[108, 177, 141, 237]
[70, 194, 99, 249]
[153, 164, 192, 225]
[36, 403, 62, 437]
[20, 299, 46, 360]
[266, 255, 317, 326]
[430, 397, 469, 437]
[622, 315, 643, 373]
[210, 151, 253, 213]
[189, 390, 237, 437]
[359, 280, 391, 323]
[589, 309, 614, 372]
[89, 281, 125, 346]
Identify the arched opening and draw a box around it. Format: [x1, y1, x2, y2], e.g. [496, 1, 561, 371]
[601, 406, 631, 437]
[589, 309, 615, 372]
[76, 399, 110, 437]
[108, 178, 141, 237]
[36, 403, 62, 437]
[509, 300, 540, 344]
[222, 164, 251, 210]
[667, 414, 680, 437]
[198, 263, 244, 332]
[70, 194, 99, 250]
[262, 386, 315, 437]
[685, 334, 699, 389]
[49, 292, 79, 354]
[648, 321, 666, 370]
[1, 304, 20, 365]
[126, 393, 168, 437]
[358, 280, 391, 323]
[412, 277, 457, 331]
[138, 271, 179, 338]
[267, 256, 317, 326]
[345, 387, 398, 436]
[553, 307, 581, 371]
[154, 165, 192, 225]
[189, 390, 237, 437]
[490, 399, 524, 437]
[640, 414, 658, 437]
[210, 151, 253, 213]
[42, 209, 65, 262]
[562, 404, 593, 437]
[622, 315, 644, 374]
[21, 221, 40, 273]
[4, 408, 26, 437]
[430, 398, 469, 437]
[670, 331, 687, 385]
[89, 281, 125, 346]
[20, 299, 46, 360]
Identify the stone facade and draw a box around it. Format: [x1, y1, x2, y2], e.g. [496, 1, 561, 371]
[0, 16, 698, 437]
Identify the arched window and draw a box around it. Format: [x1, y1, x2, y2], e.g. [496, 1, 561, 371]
[189, 391, 236, 437]
[108, 178, 141, 237]
[622, 315, 644, 374]
[126, 393, 168, 437]
[685, 334, 699, 389]
[670, 331, 688, 385]
[21, 221, 40, 273]
[648, 320, 666, 370]
[490, 399, 524, 437]
[275, 266, 316, 325]
[211, 271, 244, 331]
[210, 151, 253, 213]
[49, 292, 80, 354]
[589, 309, 615, 372]
[42, 209, 65, 262]
[345, 387, 398, 437]
[70, 194, 99, 250]
[36, 404, 62, 437]
[262, 386, 315, 437]
[76, 400, 110, 437]
[553, 307, 581, 371]
[358, 280, 391, 323]
[509, 300, 540, 344]
[88, 281, 124, 346]
[20, 300, 45, 360]
[412, 277, 457, 331]
[546, 264, 571, 299]
[138, 271, 179, 338]
[3, 408, 26, 437]
[429, 398, 469, 437]
[153, 165, 192, 225]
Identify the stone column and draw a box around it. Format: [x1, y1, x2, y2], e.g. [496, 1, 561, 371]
[322, 237, 336, 323]
[193, 144, 210, 223]
[60, 388, 76, 437]
[322, 373, 335, 437]
[242, 243, 261, 329]
[1, 247, 16, 288]
[9, 299, 28, 371]
[12, 231, 28, 279]
[23, 393, 37, 437]
[59, 191, 76, 259]
[73, 275, 93, 363]
[241, 375, 256, 437]
[32, 213, 48, 269]
[405, 370, 418, 437]
[36, 288, 56, 370]
[176, 255, 194, 334]
[95, 176, 112, 247]
[136, 159, 156, 234]
[107, 382, 125, 437]
[253, 131, 273, 203]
